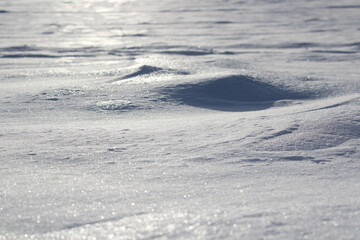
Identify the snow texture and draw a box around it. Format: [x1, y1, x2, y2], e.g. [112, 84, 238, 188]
[0, 0, 359, 239]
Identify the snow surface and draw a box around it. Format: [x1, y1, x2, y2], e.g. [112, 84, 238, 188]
[0, 0, 360, 239]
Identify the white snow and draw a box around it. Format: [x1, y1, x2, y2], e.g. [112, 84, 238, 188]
[0, 0, 360, 239]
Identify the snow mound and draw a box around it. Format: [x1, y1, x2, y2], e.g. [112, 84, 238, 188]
[253, 116, 360, 151]
[110, 65, 189, 83]
[161, 75, 315, 111]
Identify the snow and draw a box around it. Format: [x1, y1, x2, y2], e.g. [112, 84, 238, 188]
[0, 0, 360, 239]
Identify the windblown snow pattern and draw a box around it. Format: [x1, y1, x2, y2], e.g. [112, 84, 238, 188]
[0, 0, 359, 239]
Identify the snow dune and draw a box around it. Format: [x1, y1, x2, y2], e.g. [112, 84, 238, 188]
[161, 75, 317, 111]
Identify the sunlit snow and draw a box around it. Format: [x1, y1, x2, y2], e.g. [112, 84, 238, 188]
[0, 0, 359, 239]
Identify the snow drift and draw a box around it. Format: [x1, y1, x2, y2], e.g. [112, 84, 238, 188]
[161, 75, 316, 111]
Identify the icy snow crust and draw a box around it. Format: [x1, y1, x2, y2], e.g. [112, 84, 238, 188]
[0, 0, 360, 239]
